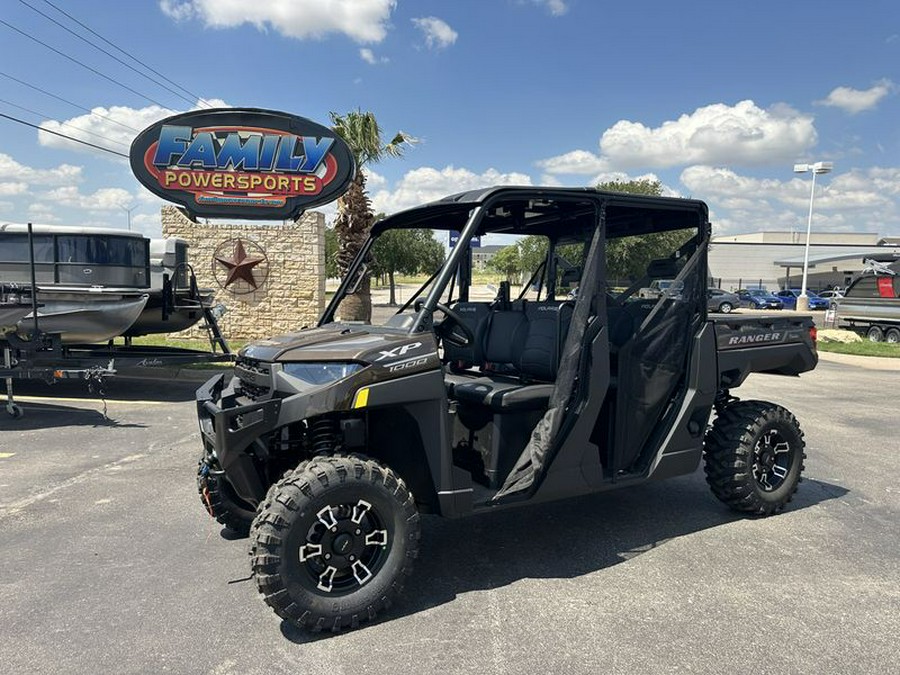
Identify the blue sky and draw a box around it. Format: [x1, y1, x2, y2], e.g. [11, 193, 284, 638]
[0, 0, 898, 237]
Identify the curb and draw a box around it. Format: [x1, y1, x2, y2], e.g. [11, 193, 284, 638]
[816, 349, 900, 371]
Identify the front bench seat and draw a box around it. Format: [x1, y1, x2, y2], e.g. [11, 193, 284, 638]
[446, 307, 530, 398]
[452, 376, 554, 412]
[450, 301, 569, 412]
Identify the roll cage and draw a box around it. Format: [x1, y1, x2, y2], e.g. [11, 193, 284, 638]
[320, 186, 710, 332]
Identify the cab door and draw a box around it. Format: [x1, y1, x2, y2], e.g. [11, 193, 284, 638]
[608, 237, 707, 475]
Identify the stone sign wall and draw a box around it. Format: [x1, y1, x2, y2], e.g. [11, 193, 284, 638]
[161, 205, 325, 341]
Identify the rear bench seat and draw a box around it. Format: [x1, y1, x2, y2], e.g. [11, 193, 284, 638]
[446, 300, 573, 412]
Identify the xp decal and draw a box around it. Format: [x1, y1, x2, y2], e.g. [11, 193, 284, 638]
[130, 108, 355, 220]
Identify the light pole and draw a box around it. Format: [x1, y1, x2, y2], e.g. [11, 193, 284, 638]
[122, 204, 138, 231]
[792, 161, 832, 311]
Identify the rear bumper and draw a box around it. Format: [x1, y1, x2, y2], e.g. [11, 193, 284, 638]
[196, 373, 281, 504]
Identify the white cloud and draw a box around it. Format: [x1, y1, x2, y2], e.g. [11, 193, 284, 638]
[359, 48, 388, 64]
[161, 0, 396, 43]
[533, 0, 568, 16]
[38, 99, 227, 159]
[41, 186, 135, 211]
[26, 202, 62, 223]
[816, 79, 896, 114]
[0, 153, 82, 185]
[681, 166, 789, 200]
[536, 150, 609, 175]
[601, 101, 816, 168]
[159, 0, 194, 21]
[0, 182, 28, 196]
[130, 211, 163, 236]
[681, 164, 900, 235]
[363, 168, 387, 190]
[592, 171, 682, 197]
[539, 173, 564, 187]
[540, 101, 817, 174]
[411, 17, 458, 50]
[370, 165, 532, 214]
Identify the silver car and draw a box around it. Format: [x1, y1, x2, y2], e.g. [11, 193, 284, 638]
[708, 288, 739, 313]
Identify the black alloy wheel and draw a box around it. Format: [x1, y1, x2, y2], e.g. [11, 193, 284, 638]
[751, 429, 793, 492]
[251, 455, 420, 632]
[296, 498, 391, 595]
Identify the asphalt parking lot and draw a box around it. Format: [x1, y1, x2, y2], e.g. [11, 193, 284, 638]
[1, 357, 898, 675]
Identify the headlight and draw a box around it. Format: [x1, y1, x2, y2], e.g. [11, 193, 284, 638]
[281, 362, 364, 385]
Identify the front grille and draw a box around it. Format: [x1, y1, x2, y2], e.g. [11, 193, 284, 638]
[235, 356, 272, 400]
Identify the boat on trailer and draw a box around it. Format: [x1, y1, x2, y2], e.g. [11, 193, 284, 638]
[1, 224, 231, 418]
[124, 236, 215, 337]
[0, 223, 212, 342]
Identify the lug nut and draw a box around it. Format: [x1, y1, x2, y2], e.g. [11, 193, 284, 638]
[349, 555, 356, 561]
[324, 553, 331, 560]
[355, 529, 361, 535]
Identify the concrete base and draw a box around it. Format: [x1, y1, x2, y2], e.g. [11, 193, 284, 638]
[796, 295, 811, 311]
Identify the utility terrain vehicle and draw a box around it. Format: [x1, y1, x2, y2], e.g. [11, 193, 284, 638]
[196, 187, 818, 632]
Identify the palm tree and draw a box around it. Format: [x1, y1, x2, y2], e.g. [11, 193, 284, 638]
[330, 110, 414, 322]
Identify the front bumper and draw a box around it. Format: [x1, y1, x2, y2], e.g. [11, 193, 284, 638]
[196, 373, 282, 504]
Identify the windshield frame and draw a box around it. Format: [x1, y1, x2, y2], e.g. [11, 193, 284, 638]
[318, 187, 710, 333]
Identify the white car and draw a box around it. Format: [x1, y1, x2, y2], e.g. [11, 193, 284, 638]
[817, 289, 844, 301]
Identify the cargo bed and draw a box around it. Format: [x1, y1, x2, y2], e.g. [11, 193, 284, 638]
[711, 313, 818, 387]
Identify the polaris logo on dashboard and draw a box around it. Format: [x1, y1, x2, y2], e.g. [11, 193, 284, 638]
[728, 332, 783, 345]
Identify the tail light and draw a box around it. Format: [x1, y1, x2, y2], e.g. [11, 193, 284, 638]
[809, 326, 817, 346]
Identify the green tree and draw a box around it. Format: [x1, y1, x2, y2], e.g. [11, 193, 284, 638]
[517, 235, 549, 276]
[371, 229, 444, 305]
[417, 230, 445, 272]
[330, 110, 415, 321]
[598, 178, 691, 280]
[324, 226, 339, 279]
[489, 244, 522, 284]
[598, 178, 664, 196]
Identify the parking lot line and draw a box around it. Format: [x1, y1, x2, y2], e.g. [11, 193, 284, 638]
[0, 452, 15, 458]
[10, 395, 169, 406]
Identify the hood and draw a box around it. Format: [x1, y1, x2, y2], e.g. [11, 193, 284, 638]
[239, 323, 427, 363]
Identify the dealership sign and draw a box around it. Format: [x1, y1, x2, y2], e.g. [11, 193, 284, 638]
[130, 108, 355, 220]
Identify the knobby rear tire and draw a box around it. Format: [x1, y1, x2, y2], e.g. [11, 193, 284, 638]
[704, 400, 806, 516]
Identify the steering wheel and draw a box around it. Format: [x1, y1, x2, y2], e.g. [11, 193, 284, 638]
[415, 300, 474, 347]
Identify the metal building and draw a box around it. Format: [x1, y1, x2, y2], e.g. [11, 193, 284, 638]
[708, 231, 900, 292]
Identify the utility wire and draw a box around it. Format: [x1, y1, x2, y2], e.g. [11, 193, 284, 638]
[0, 71, 141, 133]
[0, 112, 129, 158]
[38, 0, 213, 108]
[0, 18, 171, 108]
[0, 97, 130, 148]
[17, 0, 199, 109]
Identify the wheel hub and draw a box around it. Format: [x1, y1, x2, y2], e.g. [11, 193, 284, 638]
[753, 429, 792, 492]
[296, 499, 390, 594]
[331, 532, 353, 555]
